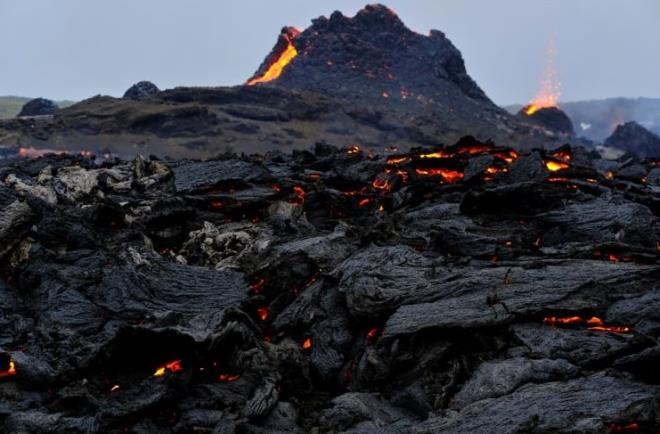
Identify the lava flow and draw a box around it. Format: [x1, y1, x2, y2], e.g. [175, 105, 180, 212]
[543, 316, 632, 333]
[218, 373, 240, 382]
[0, 360, 17, 379]
[545, 159, 570, 172]
[153, 359, 183, 377]
[257, 306, 270, 321]
[415, 168, 464, 183]
[247, 27, 300, 86]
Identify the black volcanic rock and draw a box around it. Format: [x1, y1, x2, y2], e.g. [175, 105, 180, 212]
[519, 106, 574, 136]
[0, 5, 659, 432]
[17, 98, 58, 117]
[259, 4, 491, 106]
[605, 121, 660, 158]
[242, 4, 553, 150]
[0, 138, 659, 432]
[123, 81, 160, 99]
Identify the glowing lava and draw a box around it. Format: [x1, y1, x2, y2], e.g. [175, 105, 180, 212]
[551, 148, 572, 161]
[492, 150, 519, 164]
[415, 168, 464, 183]
[524, 39, 561, 115]
[358, 198, 371, 207]
[153, 359, 183, 377]
[419, 151, 452, 159]
[289, 186, 306, 204]
[366, 327, 380, 341]
[250, 277, 266, 294]
[247, 27, 300, 86]
[543, 316, 632, 333]
[608, 422, 640, 432]
[0, 360, 17, 378]
[372, 175, 391, 191]
[386, 155, 410, 165]
[545, 160, 570, 172]
[257, 307, 270, 321]
[218, 373, 240, 382]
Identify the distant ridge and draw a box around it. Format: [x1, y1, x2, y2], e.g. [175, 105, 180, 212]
[0, 96, 75, 119]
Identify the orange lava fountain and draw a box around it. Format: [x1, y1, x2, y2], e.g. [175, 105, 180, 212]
[525, 39, 561, 115]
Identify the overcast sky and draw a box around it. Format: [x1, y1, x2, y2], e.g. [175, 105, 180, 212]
[1, 0, 659, 105]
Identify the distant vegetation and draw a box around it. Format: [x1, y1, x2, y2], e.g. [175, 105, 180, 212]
[0, 96, 76, 118]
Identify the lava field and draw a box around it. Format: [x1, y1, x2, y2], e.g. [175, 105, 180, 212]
[1, 137, 659, 433]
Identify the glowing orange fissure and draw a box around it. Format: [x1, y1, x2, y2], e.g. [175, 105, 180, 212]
[366, 327, 380, 341]
[218, 373, 240, 382]
[544, 316, 632, 333]
[551, 149, 572, 161]
[0, 360, 17, 378]
[414, 168, 464, 183]
[153, 359, 183, 377]
[608, 422, 640, 432]
[545, 160, 570, 172]
[257, 307, 269, 321]
[247, 28, 300, 86]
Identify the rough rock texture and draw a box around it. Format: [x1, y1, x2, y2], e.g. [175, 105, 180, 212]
[123, 81, 160, 99]
[269, 5, 490, 106]
[519, 106, 575, 136]
[17, 98, 58, 117]
[0, 136, 659, 432]
[605, 121, 660, 159]
[416, 373, 657, 433]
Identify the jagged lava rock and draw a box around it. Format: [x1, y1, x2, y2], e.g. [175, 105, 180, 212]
[605, 121, 660, 158]
[0, 138, 660, 432]
[518, 106, 575, 136]
[123, 81, 160, 99]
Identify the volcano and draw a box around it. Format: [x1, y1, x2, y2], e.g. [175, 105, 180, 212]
[0, 5, 560, 159]
[1, 4, 660, 432]
[247, 5, 491, 110]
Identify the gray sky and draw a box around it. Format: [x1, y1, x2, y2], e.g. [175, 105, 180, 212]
[1, 0, 659, 105]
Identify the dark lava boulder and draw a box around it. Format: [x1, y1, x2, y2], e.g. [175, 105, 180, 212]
[123, 81, 160, 99]
[17, 98, 58, 117]
[519, 105, 574, 136]
[605, 121, 660, 159]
